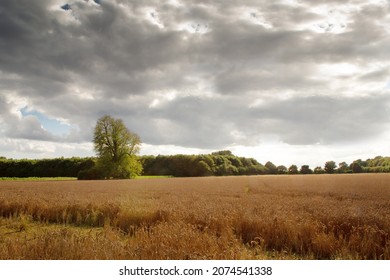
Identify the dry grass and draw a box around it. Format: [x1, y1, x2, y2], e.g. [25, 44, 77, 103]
[0, 174, 389, 259]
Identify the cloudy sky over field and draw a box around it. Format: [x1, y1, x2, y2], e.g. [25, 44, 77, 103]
[1, 0, 390, 167]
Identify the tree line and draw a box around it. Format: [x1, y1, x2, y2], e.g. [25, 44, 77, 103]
[140, 150, 266, 177]
[0, 151, 265, 178]
[259, 156, 390, 175]
[0, 157, 95, 178]
[2, 116, 390, 179]
[1, 154, 390, 179]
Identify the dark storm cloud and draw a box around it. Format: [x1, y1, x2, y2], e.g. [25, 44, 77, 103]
[0, 1, 74, 84]
[0, 0, 389, 152]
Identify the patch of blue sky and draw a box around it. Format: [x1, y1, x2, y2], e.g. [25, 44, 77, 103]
[61, 3, 71, 11]
[20, 107, 71, 136]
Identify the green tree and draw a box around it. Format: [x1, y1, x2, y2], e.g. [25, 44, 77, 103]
[288, 165, 298, 174]
[211, 150, 234, 156]
[265, 161, 277, 174]
[324, 161, 337, 174]
[350, 162, 363, 173]
[194, 160, 213, 176]
[276, 165, 287, 174]
[93, 115, 142, 179]
[314, 166, 324, 174]
[300, 165, 312, 174]
[338, 162, 350, 173]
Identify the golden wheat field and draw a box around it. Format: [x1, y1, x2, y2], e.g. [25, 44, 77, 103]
[0, 174, 389, 260]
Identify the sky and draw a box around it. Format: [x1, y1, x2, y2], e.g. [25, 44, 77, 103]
[1, 0, 390, 168]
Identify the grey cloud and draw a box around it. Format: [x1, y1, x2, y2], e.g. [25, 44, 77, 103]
[248, 95, 390, 145]
[359, 69, 389, 82]
[0, 0, 51, 42]
[213, 63, 323, 95]
[6, 115, 55, 141]
[0, 94, 57, 142]
[0, 0, 190, 99]
[136, 96, 243, 148]
[119, 94, 390, 148]
[0, 0, 389, 155]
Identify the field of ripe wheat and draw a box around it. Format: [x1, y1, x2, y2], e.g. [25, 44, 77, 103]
[0, 174, 389, 260]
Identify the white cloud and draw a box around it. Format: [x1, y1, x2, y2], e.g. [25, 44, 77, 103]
[0, 137, 94, 159]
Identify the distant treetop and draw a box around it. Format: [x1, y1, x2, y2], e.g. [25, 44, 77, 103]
[211, 150, 234, 156]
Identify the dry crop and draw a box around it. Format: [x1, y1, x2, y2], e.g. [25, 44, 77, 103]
[0, 174, 389, 259]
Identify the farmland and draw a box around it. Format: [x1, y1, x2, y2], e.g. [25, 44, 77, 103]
[0, 174, 389, 260]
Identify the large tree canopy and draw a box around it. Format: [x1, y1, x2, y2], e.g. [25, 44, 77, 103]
[93, 115, 142, 179]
